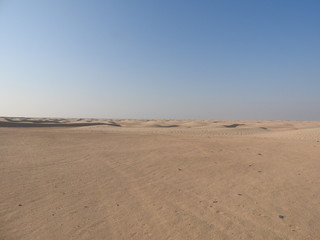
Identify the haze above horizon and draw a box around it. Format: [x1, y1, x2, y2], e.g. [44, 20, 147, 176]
[1, 1, 320, 120]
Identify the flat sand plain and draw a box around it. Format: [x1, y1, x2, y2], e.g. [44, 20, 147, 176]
[1, 117, 320, 240]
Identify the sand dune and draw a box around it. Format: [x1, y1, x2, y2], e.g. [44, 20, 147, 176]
[263, 127, 320, 141]
[1, 117, 320, 239]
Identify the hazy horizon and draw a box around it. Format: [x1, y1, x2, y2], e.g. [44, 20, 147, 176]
[1, 1, 320, 121]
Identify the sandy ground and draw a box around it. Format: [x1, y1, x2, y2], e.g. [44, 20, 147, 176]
[1, 117, 320, 239]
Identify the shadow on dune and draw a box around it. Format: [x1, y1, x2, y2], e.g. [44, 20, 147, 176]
[154, 125, 179, 128]
[224, 124, 245, 128]
[4, 117, 66, 124]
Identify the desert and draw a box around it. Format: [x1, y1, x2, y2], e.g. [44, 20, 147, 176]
[1, 117, 320, 239]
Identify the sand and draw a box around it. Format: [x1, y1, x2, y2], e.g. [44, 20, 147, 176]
[1, 117, 320, 239]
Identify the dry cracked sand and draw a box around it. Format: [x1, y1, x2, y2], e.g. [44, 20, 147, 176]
[1, 117, 320, 239]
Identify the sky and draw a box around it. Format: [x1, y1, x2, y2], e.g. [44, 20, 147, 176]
[1, 0, 320, 120]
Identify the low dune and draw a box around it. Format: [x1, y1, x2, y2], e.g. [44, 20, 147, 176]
[1, 117, 320, 239]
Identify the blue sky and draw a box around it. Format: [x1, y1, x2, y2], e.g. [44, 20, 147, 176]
[1, 0, 319, 120]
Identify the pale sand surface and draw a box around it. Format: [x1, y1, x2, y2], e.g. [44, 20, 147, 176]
[1, 117, 320, 239]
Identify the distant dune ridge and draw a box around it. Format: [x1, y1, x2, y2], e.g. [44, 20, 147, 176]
[1, 117, 320, 239]
[1, 117, 319, 140]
